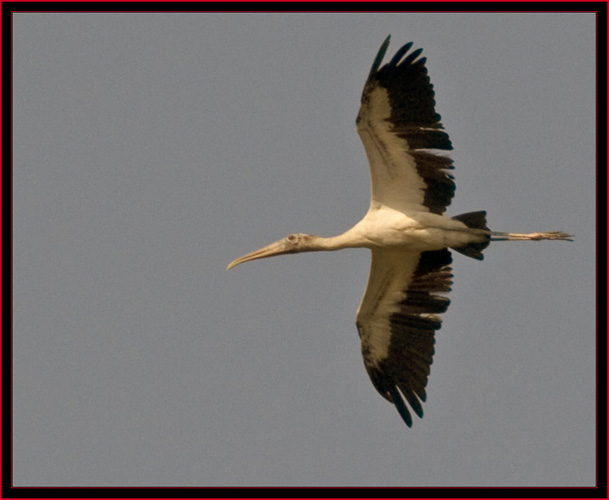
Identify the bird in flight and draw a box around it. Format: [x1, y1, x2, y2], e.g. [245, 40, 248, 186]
[227, 36, 572, 427]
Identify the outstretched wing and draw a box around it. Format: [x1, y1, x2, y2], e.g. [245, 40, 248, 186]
[357, 36, 455, 215]
[356, 248, 453, 427]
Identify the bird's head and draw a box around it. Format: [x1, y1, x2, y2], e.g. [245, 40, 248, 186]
[227, 233, 317, 270]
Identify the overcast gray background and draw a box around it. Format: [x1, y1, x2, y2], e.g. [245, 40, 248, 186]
[13, 13, 596, 487]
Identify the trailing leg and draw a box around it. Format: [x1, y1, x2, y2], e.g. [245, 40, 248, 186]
[490, 231, 573, 241]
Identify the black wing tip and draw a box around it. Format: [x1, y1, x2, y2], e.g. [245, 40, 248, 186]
[389, 385, 425, 427]
[368, 37, 422, 80]
[403, 47, 423, 66]
[389, 386, 413, 427]
[367, 35, 392, 80]
[387, 41, 413, 68]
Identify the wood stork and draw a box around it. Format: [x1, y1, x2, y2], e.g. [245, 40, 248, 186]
[227, 36, 572, 427]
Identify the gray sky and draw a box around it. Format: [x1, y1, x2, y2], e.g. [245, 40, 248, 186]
[13, 13, 596, 487]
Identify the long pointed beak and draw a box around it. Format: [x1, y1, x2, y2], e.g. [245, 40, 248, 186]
[226, 240, 288, 270]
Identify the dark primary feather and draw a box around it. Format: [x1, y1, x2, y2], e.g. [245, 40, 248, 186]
[366, 35, 392, 80]
[387, 39, 412, 67]
[363, 249, 453, 427]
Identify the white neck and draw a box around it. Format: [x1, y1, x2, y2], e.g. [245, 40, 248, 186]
[306, 228, 369, 252]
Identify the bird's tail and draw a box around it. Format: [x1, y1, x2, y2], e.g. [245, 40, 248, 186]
[451, 211, 490, 261]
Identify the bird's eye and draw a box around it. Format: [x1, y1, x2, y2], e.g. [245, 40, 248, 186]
[287, 234, 297, 242]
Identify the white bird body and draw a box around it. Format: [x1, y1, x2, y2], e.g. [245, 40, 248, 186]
[326, 207, 482, 253]
[227, 36, 572, 427]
